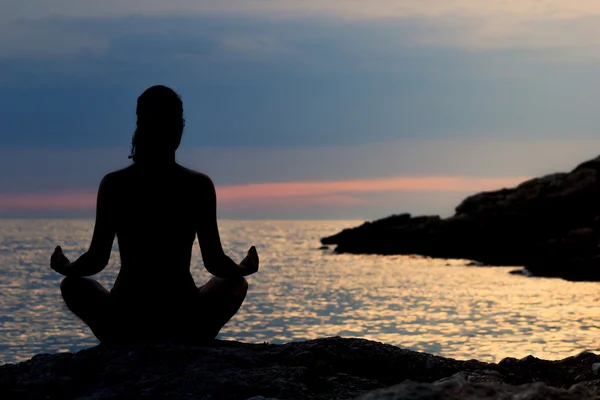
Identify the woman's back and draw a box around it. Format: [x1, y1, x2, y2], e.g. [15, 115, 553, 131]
[110, 163, 206, 304]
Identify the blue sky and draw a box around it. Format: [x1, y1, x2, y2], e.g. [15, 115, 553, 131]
[2, 1, 600, 218]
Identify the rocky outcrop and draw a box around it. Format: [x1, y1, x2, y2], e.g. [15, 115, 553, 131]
[2, 338, 600, 399]
[321, 155, 600, 281]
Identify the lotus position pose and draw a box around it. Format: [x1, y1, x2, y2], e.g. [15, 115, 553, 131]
[50, 85, 259, 343]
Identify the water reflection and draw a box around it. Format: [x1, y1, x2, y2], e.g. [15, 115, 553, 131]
[1, 219, 600, 364]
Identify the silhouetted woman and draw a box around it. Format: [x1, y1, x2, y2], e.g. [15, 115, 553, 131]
[50, 85, 259, 343]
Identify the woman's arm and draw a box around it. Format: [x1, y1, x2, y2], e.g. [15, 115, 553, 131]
[196, 175, 258, 278]
[51, 175, 116, 277]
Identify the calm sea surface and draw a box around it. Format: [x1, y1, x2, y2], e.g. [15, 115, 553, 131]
[2, 219, 600, 365]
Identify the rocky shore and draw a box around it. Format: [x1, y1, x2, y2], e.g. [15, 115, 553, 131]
[322, 155, 600, 281]
[2, 337, 600, 399]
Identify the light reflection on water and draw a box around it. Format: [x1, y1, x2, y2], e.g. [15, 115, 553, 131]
[2, 219, 600, 365]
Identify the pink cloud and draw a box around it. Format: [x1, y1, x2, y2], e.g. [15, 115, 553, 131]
[0, 175, 527, 211]
[215, 176, 528, 203]
[220, 194, 367, 210]
[0, 192, 96, 210]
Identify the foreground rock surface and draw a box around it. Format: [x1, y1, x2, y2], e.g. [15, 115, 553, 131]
[322, 155, 600, 281]
[3, 337, 600, 399]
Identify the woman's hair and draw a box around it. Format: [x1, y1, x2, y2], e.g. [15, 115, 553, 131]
[129, 85, 185, 163]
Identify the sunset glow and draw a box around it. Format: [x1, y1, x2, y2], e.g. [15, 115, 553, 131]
[0, 175, 527, 212]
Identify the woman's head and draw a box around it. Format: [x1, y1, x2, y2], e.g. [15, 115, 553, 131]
[129, 85, 185, 163]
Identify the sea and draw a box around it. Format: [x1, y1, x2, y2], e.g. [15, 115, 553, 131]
[2, 219, 600, 365]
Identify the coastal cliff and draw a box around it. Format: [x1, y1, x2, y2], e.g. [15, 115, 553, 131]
[3, 337, 600, 399]
[322, 155, 600, 281]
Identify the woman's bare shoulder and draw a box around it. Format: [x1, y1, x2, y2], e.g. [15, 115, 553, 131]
[175, 165, 214, 187]
[101, 166, 134, 184]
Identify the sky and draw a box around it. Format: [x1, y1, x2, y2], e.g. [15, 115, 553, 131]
[1, 1, 600, 219]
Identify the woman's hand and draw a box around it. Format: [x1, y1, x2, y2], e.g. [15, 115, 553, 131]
[50, 246, 71, 276]
[239, 246, 259, 276]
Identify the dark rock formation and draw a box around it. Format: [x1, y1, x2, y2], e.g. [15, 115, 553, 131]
[2, 337, 600, 399]
[321, 155, 600, 281]
[359, 380, 600, 400]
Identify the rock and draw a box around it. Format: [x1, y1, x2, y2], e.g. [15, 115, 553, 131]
[3, 337, 600, 399]
[571, 379, 600, 393]
[563, 228, 597, 253]
[247, 397, 280, 400]
[358, 380, 598, 400]
[321, 155, 600, 281]
[434, 370, 505, 385]
[592, 363, 600, 376]
[509, 269, 526, 275]
[466, 261, 486, 267]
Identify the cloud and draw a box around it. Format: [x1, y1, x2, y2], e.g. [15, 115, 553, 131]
[227, 194, 367, 208]
[4, 1, 600, 21]
[2, 16, 600, 151]
[3, 136, 599, 219]
[0, 192, 96, 211]
[2, 16, 600, 152]
[2, 137, 598, 218]
[217, 176, 526, 201]
[0, 175, 525, 216]
[1, 138, 599, 193]
[3, 5, 600, 58]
